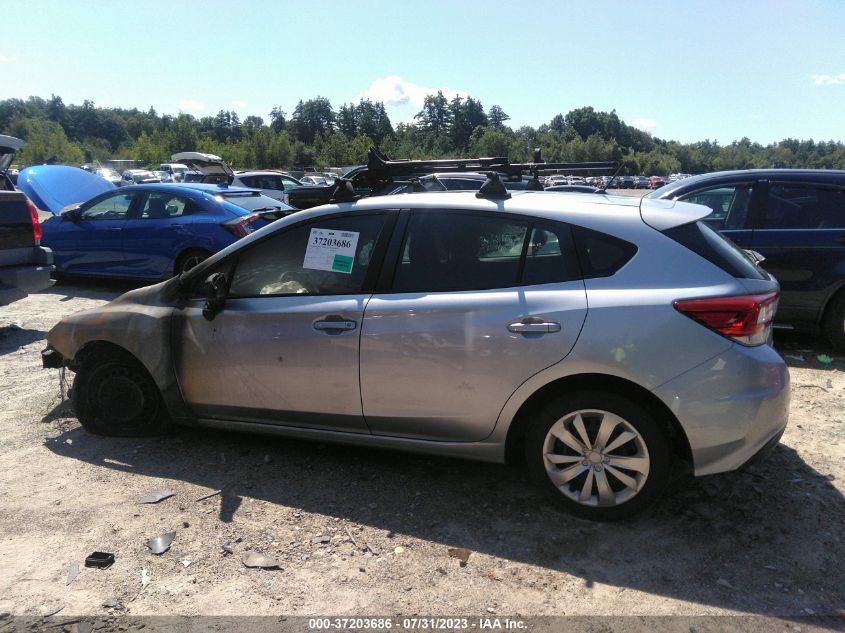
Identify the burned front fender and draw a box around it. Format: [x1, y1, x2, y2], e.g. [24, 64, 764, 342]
[46, 277, 194, 424]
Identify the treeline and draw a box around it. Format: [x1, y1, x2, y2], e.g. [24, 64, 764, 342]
[2, 94, 845, 174]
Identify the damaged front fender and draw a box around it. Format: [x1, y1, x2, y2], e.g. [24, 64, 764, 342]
[45, 277, 194, 424]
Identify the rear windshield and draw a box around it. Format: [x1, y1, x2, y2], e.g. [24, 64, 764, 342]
[221, 193, 293, 213]
[663, 221, 766, 280]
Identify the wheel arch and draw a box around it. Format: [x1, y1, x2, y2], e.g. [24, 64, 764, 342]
[504, 373, 693, 469]
[174, 246, 213, 276]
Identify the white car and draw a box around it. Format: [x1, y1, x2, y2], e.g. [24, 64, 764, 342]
[232, 171, 305, 202]
[158, 163, 190, 182]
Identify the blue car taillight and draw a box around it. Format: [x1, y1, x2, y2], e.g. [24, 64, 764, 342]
[222, 213, 262, 238]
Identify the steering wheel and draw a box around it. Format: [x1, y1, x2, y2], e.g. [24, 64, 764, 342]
[278, 270, 317, 294]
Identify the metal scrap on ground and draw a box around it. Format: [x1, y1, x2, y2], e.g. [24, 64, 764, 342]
[139, 489, 175, 504]
[241, 552, 281, 568]
[146, 531, 176, 555]
[194, 489, 222, 502]
[66, 562, 79, 586]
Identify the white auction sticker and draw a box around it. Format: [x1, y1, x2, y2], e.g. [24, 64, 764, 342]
[303, 228, 359, 274]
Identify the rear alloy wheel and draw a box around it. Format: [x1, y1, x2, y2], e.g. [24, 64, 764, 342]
[176, 249, 211, 275]
[526, 391, 670, 520]
[73, 350, 171, 437]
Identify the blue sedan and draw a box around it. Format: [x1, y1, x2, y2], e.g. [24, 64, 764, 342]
[42, 183, 295, 279]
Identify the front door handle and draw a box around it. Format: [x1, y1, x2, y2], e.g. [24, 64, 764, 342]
[313, 318, 357, 332]
[507, 317, 561, 334]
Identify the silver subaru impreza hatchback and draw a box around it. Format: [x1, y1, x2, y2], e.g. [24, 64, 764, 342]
[43, 189, 789, 520]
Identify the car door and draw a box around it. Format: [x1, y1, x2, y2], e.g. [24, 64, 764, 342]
[174, 211, 394, 432]
[44, 191, 137, 275]
[750, 181, 845, 324]
[360, 210, 588, 442]
[121, 191, 199, 278]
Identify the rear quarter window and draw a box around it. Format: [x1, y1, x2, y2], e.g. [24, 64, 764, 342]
[663, 221, 766, 280]
[571, 226, 638, 278]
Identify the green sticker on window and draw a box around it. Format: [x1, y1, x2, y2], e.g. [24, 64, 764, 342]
[332, 254, 354, 273]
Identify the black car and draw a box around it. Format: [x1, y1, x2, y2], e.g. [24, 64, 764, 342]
[649, 169, 845, 350]
[615, 175, 636, 189]
[387, 172, 538, 194]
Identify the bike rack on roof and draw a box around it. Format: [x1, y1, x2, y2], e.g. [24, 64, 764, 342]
[328, 148, 620, 203]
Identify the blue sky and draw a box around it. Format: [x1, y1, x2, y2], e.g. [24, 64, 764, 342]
[3, 0, 844, 144]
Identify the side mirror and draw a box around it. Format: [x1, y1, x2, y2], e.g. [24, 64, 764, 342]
[63, 207, 82, 222]
[201, 272, 228, 321]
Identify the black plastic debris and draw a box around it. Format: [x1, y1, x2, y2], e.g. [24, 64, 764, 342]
[84, 552, 115, 569]
[139, 489, 175, 504]
[146, 531, 176, 555]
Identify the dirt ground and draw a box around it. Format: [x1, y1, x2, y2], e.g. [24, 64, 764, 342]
[0, 278, 844, 627]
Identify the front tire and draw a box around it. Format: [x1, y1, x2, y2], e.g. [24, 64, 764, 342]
[525, 391, 671, 521]
[823, 291, 845, 354]
[73, 349, 171, 437]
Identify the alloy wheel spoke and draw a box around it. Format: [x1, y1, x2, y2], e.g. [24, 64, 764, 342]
[605, 464, 639, 491]
[545, 453, 584, 465]
[572, 414, 592, 450]
[579, 468, 595, 502]
[595, 469, 615, 506]
[593, 415, 618, 452]
[604, 430, 638, 454]
[549, 463, 587, 487]
[550, 422, 587, 453]
[607, 455, 649, 475]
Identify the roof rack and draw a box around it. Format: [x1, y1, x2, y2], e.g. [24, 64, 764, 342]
[364, 147, 618, 185]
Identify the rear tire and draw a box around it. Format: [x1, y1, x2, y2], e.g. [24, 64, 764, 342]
[525, 390, 671, 521]
[73, 348, 171, 437]
[823, 291, 845, 354]
[175, 249, 211, 276]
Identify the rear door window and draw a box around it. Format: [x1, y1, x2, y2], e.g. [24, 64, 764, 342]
[765, 184, 845, 229]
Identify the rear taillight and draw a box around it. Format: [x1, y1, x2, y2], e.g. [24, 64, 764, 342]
[222, 212, 262, 238]
[26, 198, 43, 244]
[674, 292, 779, 346]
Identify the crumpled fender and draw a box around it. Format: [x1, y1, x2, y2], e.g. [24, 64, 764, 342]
[47, 277, 194, 424]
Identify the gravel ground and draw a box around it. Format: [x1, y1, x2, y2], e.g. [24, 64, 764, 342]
[0, 278, 843, 627]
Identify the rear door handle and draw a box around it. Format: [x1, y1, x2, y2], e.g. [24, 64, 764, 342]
[507, 318, 561, 334]
[313, 319, 357, 332]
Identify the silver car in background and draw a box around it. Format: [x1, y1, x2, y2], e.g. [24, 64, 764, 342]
[43, 190, 789, 520]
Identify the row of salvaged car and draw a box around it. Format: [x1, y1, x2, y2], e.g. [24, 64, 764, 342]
[9, 146, 845, 354]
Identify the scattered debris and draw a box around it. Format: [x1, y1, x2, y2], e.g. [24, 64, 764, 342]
[139, 489, 175, 504]
[486, 607, 496, 614]
[716, 577, 735, 589]
[365, 543, 380, 556]
[263, 454, 272, 464]
[147, 531, 176, 555]
[817, 354, 833, 364]
[448, 547, 472, 566]
[312, 535, 331, 545]
[222, 540, 234, 554]
[141, 568, 150, 588]
[764, 565, 777, 571]
[346, 527, 357, 546]
[84, 552, 115, 569]
[394, 546, 405, 555]
[66, 562, 80, 586]
[101, 597, 123, 609]
[180, 559, 193, 568]
[195, 489, 222, 502]
[41, 605, 65, 617]
[241, 552, 280, 569]
[783, 354, 805, 362]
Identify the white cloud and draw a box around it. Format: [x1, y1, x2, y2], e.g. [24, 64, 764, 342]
[178, 99, 205, 112]
[231, 100, 248, 109]
[354, 75, 468, 107]
[811, 73, 845, 86]
[632, 117, 657, 130]
[0, 55, 16, 63]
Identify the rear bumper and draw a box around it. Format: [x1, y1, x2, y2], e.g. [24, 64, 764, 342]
[0, 246, 55, 304]
[652, 343, 790, 476]
[41, 345, 66, 369]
